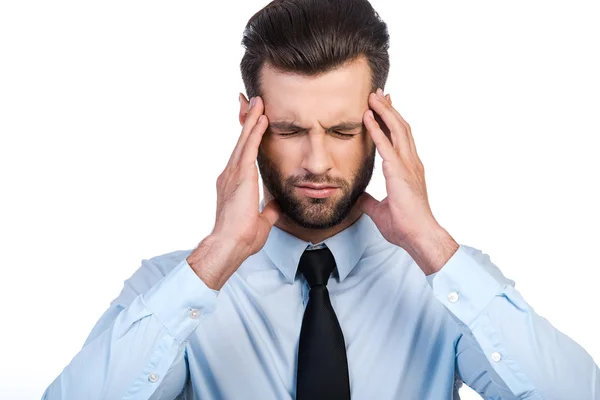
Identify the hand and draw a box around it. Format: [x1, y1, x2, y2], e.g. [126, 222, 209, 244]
[188, 96, 282, 290]
[357, 89, 458, 274]
[212, 95, 282, 257]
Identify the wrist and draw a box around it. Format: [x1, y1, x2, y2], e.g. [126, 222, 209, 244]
[406, 225, 459, 276]
[187, 235, 248, 291]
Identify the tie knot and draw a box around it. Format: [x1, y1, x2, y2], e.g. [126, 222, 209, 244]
[298, 246, 337, 288]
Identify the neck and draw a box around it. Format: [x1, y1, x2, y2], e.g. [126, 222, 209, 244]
[263, 189, 364, 244]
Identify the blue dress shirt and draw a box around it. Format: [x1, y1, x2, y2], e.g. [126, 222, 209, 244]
[42, 200, 599, 399]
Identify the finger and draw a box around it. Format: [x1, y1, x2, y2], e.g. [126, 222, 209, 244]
[230, 95, 264, 165]
[240, 113, 270, 165]
[378, 93, 425, 174]
[369, 91, 412, 158]
[228, 93, 248, 165]
[229, 96, 265, 166]
[356, 192, 379, 218]
[260, 198, 282, 226]
[382, 92, 418, 156]
[363, 109, 398, 162]
[404, 120, 417, 157]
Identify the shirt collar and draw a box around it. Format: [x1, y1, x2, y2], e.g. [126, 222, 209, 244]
[260, 198, 380, 284]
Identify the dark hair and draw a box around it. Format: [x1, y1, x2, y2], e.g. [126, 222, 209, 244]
[240, 0, 390, 99]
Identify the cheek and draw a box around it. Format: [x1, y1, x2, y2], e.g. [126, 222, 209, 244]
[260, 135, 281, 159]
[261, 138, 300, 172]
[264, 138, 292, 159]
[332, 141, 367, 173]
[360, 131, 375, 152]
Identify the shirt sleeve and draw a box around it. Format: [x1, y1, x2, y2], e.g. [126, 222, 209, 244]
[427, 244, 600, 400]
[41, 252, 219, 400]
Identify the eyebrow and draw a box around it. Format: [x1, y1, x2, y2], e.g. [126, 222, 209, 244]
[268, 121, 364, 132]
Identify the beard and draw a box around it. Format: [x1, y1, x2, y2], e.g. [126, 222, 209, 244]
[257, 145, 376, 230]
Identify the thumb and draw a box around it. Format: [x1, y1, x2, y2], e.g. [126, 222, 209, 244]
[260, 198, 282, 226]
[356, 192, 379, 217]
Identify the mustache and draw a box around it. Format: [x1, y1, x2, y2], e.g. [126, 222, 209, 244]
[287, 175, 348, 188]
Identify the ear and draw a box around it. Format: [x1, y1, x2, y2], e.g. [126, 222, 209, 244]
[239, 93, 250, 126]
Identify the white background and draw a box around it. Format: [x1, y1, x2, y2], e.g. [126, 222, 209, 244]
[1, 1, 599, 399]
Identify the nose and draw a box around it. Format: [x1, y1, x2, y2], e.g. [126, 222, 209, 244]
[300, 131, 334, 176]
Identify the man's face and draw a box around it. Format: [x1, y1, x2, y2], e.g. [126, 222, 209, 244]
[256, 57, 376, 230]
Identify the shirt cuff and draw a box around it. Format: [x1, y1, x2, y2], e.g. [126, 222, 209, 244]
[429, 244, 512, 326]
[142, 257, 218, 343]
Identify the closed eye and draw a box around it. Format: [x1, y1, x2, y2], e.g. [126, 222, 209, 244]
[278, 131, 355, 138]
[332, 131, 355, 138]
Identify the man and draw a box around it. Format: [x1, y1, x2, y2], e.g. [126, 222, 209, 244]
[42, 0, 599, 399]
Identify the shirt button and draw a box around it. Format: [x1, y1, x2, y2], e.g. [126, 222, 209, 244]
[148, 372, 159, 383]
[491, 352, 502, 362]
[447, 292, 459, 303]
[189, 309, 200, 319]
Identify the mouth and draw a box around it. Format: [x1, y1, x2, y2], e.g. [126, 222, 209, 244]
[295, 185, 339, 199]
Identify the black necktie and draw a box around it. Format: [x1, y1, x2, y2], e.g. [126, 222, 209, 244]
[296, 246, 351, 400]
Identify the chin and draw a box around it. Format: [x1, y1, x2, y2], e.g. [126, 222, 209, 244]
[288, 196, 353, 229]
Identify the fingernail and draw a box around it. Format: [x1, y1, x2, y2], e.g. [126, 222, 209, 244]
[377, 88, 384, 97]
[249, 97, 256, 110]
[367, 110, 374, 119]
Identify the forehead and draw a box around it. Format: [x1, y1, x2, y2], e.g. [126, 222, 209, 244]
[259, 57, 372, 122]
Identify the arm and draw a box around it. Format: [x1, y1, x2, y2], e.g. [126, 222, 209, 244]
[40, 242, 226, 400]
[426, 244, 600, 399]
[41, 94, 279, 399]
[353, 86, 599, 398]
